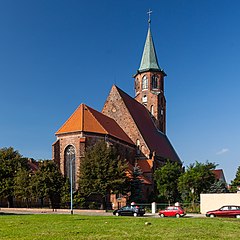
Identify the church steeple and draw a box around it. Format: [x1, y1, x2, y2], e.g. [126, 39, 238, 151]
[134, 12, 167, 133]
[138, 26, 160, 72]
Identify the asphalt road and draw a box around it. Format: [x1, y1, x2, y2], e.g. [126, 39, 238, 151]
[0, 208, 205, 218]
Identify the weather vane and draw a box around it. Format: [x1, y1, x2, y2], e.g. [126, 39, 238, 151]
[147, 9, 152, 25]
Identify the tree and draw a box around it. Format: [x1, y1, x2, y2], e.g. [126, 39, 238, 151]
[31, 160, 64, 209]
[0, 147, 28, 207]
[230, 166, 240, 192]
[208, 180, 228, 193]
[14, 167, 32, 207]
[154, 161, 182, 204]
[178, 161, 216, 204]
[78, 141, 129, 208]
[129, 163, 143, 203]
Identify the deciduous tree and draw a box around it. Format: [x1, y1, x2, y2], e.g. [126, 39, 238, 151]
[154, 160, 182, 204]
[178, 161, 216, 204]
[31, 160, 64, 209]
[78, 141, 129, 208]
[0, 147, 28, 207]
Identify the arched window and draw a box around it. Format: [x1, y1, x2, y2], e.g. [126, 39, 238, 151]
[142, 75, 148, 90]
[151, 75, 158, 89]
[150, 105, 154, 115]
[64, 145, 76, 189]
[136, 139, 140, 155]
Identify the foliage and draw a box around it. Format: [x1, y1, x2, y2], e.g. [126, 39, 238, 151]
[154, 160, 182, 204]
[0, 147, 28, 207]
[208, 180, 229, 193]
[178, 161, 216, 203]
[31, 160, 64, 208]
[60, 178, 71, 208]
[129, 163, 143, 202]
[1, 214, 240, 240]
[230, 166, 240, 192]
[14, 167, 32, 207]
[78, 141, 129, 205]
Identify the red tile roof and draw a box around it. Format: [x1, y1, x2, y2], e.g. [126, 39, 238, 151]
[115, 86, 181, 163]
[137, 160, 153, 173]
[56, 104, 134, 145]
[212, 169, 226, 183]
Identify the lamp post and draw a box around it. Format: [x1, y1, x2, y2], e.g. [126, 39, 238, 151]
[70, 155, 75, 215]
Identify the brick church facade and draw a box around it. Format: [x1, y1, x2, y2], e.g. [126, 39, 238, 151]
[52, 21, 181, 203]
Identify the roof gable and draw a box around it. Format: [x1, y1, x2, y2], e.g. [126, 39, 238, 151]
[114, 86, 181, 163]
[56, 104, 133, 145]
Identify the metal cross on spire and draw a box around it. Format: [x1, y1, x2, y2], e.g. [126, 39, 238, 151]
[147, 9, 153, 26]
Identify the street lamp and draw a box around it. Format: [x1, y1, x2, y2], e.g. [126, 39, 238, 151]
[70, 155, 75, 215]
[66, 146, 75, 215]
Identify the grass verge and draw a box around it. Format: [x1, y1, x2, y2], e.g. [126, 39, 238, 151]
[0, 214, 239, 239]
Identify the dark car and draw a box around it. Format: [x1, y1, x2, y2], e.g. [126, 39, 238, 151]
[206, 205, 240, 218]
[159, 206, 186, 218]
[113, 205, 145, 217]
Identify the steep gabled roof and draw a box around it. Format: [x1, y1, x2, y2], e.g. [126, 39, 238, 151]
[56, 103, 134, 145]
[212, 169, 227, 183]
[114, 86, 181, 163]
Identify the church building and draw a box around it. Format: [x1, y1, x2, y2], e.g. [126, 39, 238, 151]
[52, 18, 181, 203]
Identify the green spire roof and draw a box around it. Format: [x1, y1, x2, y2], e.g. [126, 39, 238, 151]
[139, 26, 160, 72]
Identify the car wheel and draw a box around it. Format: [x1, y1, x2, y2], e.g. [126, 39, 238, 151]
[236, 215, 240, 219]
[115, 212, 120, 216]
[209, 214, 215, 218]
[133, 212, 138, 217]
[160, 213, 165, 218]
[175, 214, 180, 218]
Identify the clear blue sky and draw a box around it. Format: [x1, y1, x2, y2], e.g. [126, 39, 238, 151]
[0, 0, 239, 183]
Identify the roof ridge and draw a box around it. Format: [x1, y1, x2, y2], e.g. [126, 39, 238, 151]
[85, 105, 108, 134]
[114, 86, 150, 148]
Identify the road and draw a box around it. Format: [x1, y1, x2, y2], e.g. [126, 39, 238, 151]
[0, 207, 205, 217]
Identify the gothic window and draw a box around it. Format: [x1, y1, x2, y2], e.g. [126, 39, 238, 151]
[150, 105, 154, 115]
[151, 75, 158, 89]
[64, 145, 76, 190]
[142, 75, 148, 90]
[136, 139, 140, 155]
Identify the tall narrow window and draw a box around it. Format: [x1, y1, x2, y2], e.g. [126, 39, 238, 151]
[150, 105, 154, 115]
[151, 75, 158, 89]
[142, 75, 148, 90]
[136, 139, 140, 154]
[64, 145, 76, 189]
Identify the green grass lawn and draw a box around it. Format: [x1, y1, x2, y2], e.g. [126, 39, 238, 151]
[0, 213, 239, 240]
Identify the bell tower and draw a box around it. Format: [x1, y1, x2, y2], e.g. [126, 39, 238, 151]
[134, 12, 167, 133]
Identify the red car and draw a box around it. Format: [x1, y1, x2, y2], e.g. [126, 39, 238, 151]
[159, 206, 185, 218]
[206, 205, 240, 218]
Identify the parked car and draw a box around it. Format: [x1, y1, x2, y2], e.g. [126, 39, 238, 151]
[113, 205, 145, 217]
[206, 205, 240, 218]
[159, 206, 185, 218]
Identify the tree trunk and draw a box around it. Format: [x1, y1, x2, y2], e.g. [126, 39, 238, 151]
[7, 196, 13, 208]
